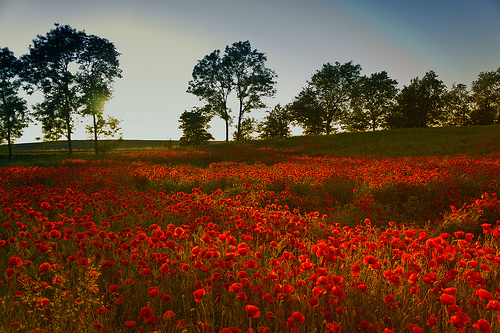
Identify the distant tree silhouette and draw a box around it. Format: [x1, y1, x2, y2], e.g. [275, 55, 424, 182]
[178, 108, 214, 146]
[225, 41, 277, 141]
[289, 61, 361, 134]
[471, 68, 500, 125]
[347, 71, 398, 131]
[0, 47, 29, 159]
[21, 23, 121, 155]
[85, 115, 122, 153]
[21, 24, 86, 155]
[258, 104, 291, 139]
[78, 34, 122, 155]
[386, 70, 447, 128]
[187, 50, 233, 141]
[288, 87, 325, 135]
[443, 83, 473, 126]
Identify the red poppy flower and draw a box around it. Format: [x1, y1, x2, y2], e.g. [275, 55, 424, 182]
[124, 321, 136, 329]
[292, 312, 305, 323]
[487, 300, 500, 311]
[141, 306, 154, 318]
[475, 289, 493, 300]
[439, 293, 456, 305]
[473, 319, 491, 333]
[426, 317, 437, 326]
[8, 256, 23, 267]
[363, 255, 377, 265]
[359, 321, 371, 330]
[97, 307, 108, 315]
[149, 287, 159, 298]
[193, 288, 205, 302]
[108, 285, 120, 293]
[39, 262, 50, 274]
[163, 310, 175, 321]
[246, 304, 260, 318]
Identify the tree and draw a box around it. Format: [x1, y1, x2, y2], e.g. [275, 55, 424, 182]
[78, 34, 122, 155]
[232, 117, 256, 141]
[21, 24, 86, 155]
[0, 47, 29, 158]
[85, 115, 122, 154]
[471, 68, 500, 125]
[287, 87, 325, 135]
[386, 70, 447, 128]
[348, 71, 398, 131]
[225, 41, 277, 141]
[288, 61, 361, 135]
[187, 49, 233, 141]
[443, 83, 473, 126]
[258, 104, 291, 139]
[178, 108, 214, 146]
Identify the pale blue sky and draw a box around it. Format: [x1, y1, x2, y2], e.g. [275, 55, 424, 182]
[0, 0, 499, 142]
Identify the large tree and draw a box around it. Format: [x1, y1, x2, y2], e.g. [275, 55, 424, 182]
[187, 50, 233, 141]
[348, 71, 399, 131]
[21, 24, 86, 154]
[288, 61, 361, 135]
[0, 47, 29, 159]
[387, 70, 447, 128]
[78, 34, 122, 155]
[471, 68, 500, 125]
[225, 41, 277, 141]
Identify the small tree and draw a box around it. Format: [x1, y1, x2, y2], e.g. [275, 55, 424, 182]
[0, 47, 29, 159]
[288, 87, 326, 135]
[85, 115, 122, 154]
[179, 109, 214, 146]
[78, 34, 122, 155]
[232, 117, 256, 141]
[471, 68, 500, 125]
[258, 104, 291, 139]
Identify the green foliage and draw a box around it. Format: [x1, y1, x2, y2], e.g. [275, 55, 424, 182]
[188, 40, 276, 142]
[20, 23, 121, 155]
[386, 70, 447, 128]
[443, 83, 474, 126]
[347, 71, 399, 131]
[225, 41, 277, 141]
[232, 117, 256, 141]
[0, 47, 30, 158]
[179, 109, 214, 146]
[258, 104, 291, 139]
[471, 68, 500, 125]
[85, 115, 123, 154]
[289, 61, 362, 134]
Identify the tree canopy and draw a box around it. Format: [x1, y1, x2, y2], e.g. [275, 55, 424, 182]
[20, 23, 121, 154]
[0, 47, 29, 158]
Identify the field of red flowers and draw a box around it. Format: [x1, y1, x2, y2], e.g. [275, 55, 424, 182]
[2, 139, 500, 332]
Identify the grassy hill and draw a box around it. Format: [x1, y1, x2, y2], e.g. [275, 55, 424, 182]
[1, 125, 499, 166]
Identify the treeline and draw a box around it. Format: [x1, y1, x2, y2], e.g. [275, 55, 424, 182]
[181, 41, 500, 145]
[0, 24, 122, 158]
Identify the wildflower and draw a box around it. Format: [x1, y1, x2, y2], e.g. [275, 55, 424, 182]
[439, 293, 456, 305]
[292, 312, 305, 323]
[163, 310, 175, 321]
[149, 287, 159, 298]
[486, 300, 500, 311]
[124, 321, 136, 329]
[475, 289, 493, 300]
[246, 305, 260, 318]
[8, 256, 23, 267]
[141, 306, 154, 318]
[359, 321, 371, 330]
[39, 262, 50, 274]
[473, 319, 491, 333]
[193, 288, 205, 302]
[108, 285, 120, 293]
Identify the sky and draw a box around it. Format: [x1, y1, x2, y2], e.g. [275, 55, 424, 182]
[0, 0, 499, 143]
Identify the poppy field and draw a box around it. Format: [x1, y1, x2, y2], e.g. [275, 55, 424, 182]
[2, 133, 500, 333]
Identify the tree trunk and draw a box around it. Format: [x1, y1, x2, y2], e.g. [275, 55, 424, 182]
[1, 89, 13, 159]
[236, 99, 243, 141]
[93, 113, 98, 155]
[66, 114, 72, 155]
